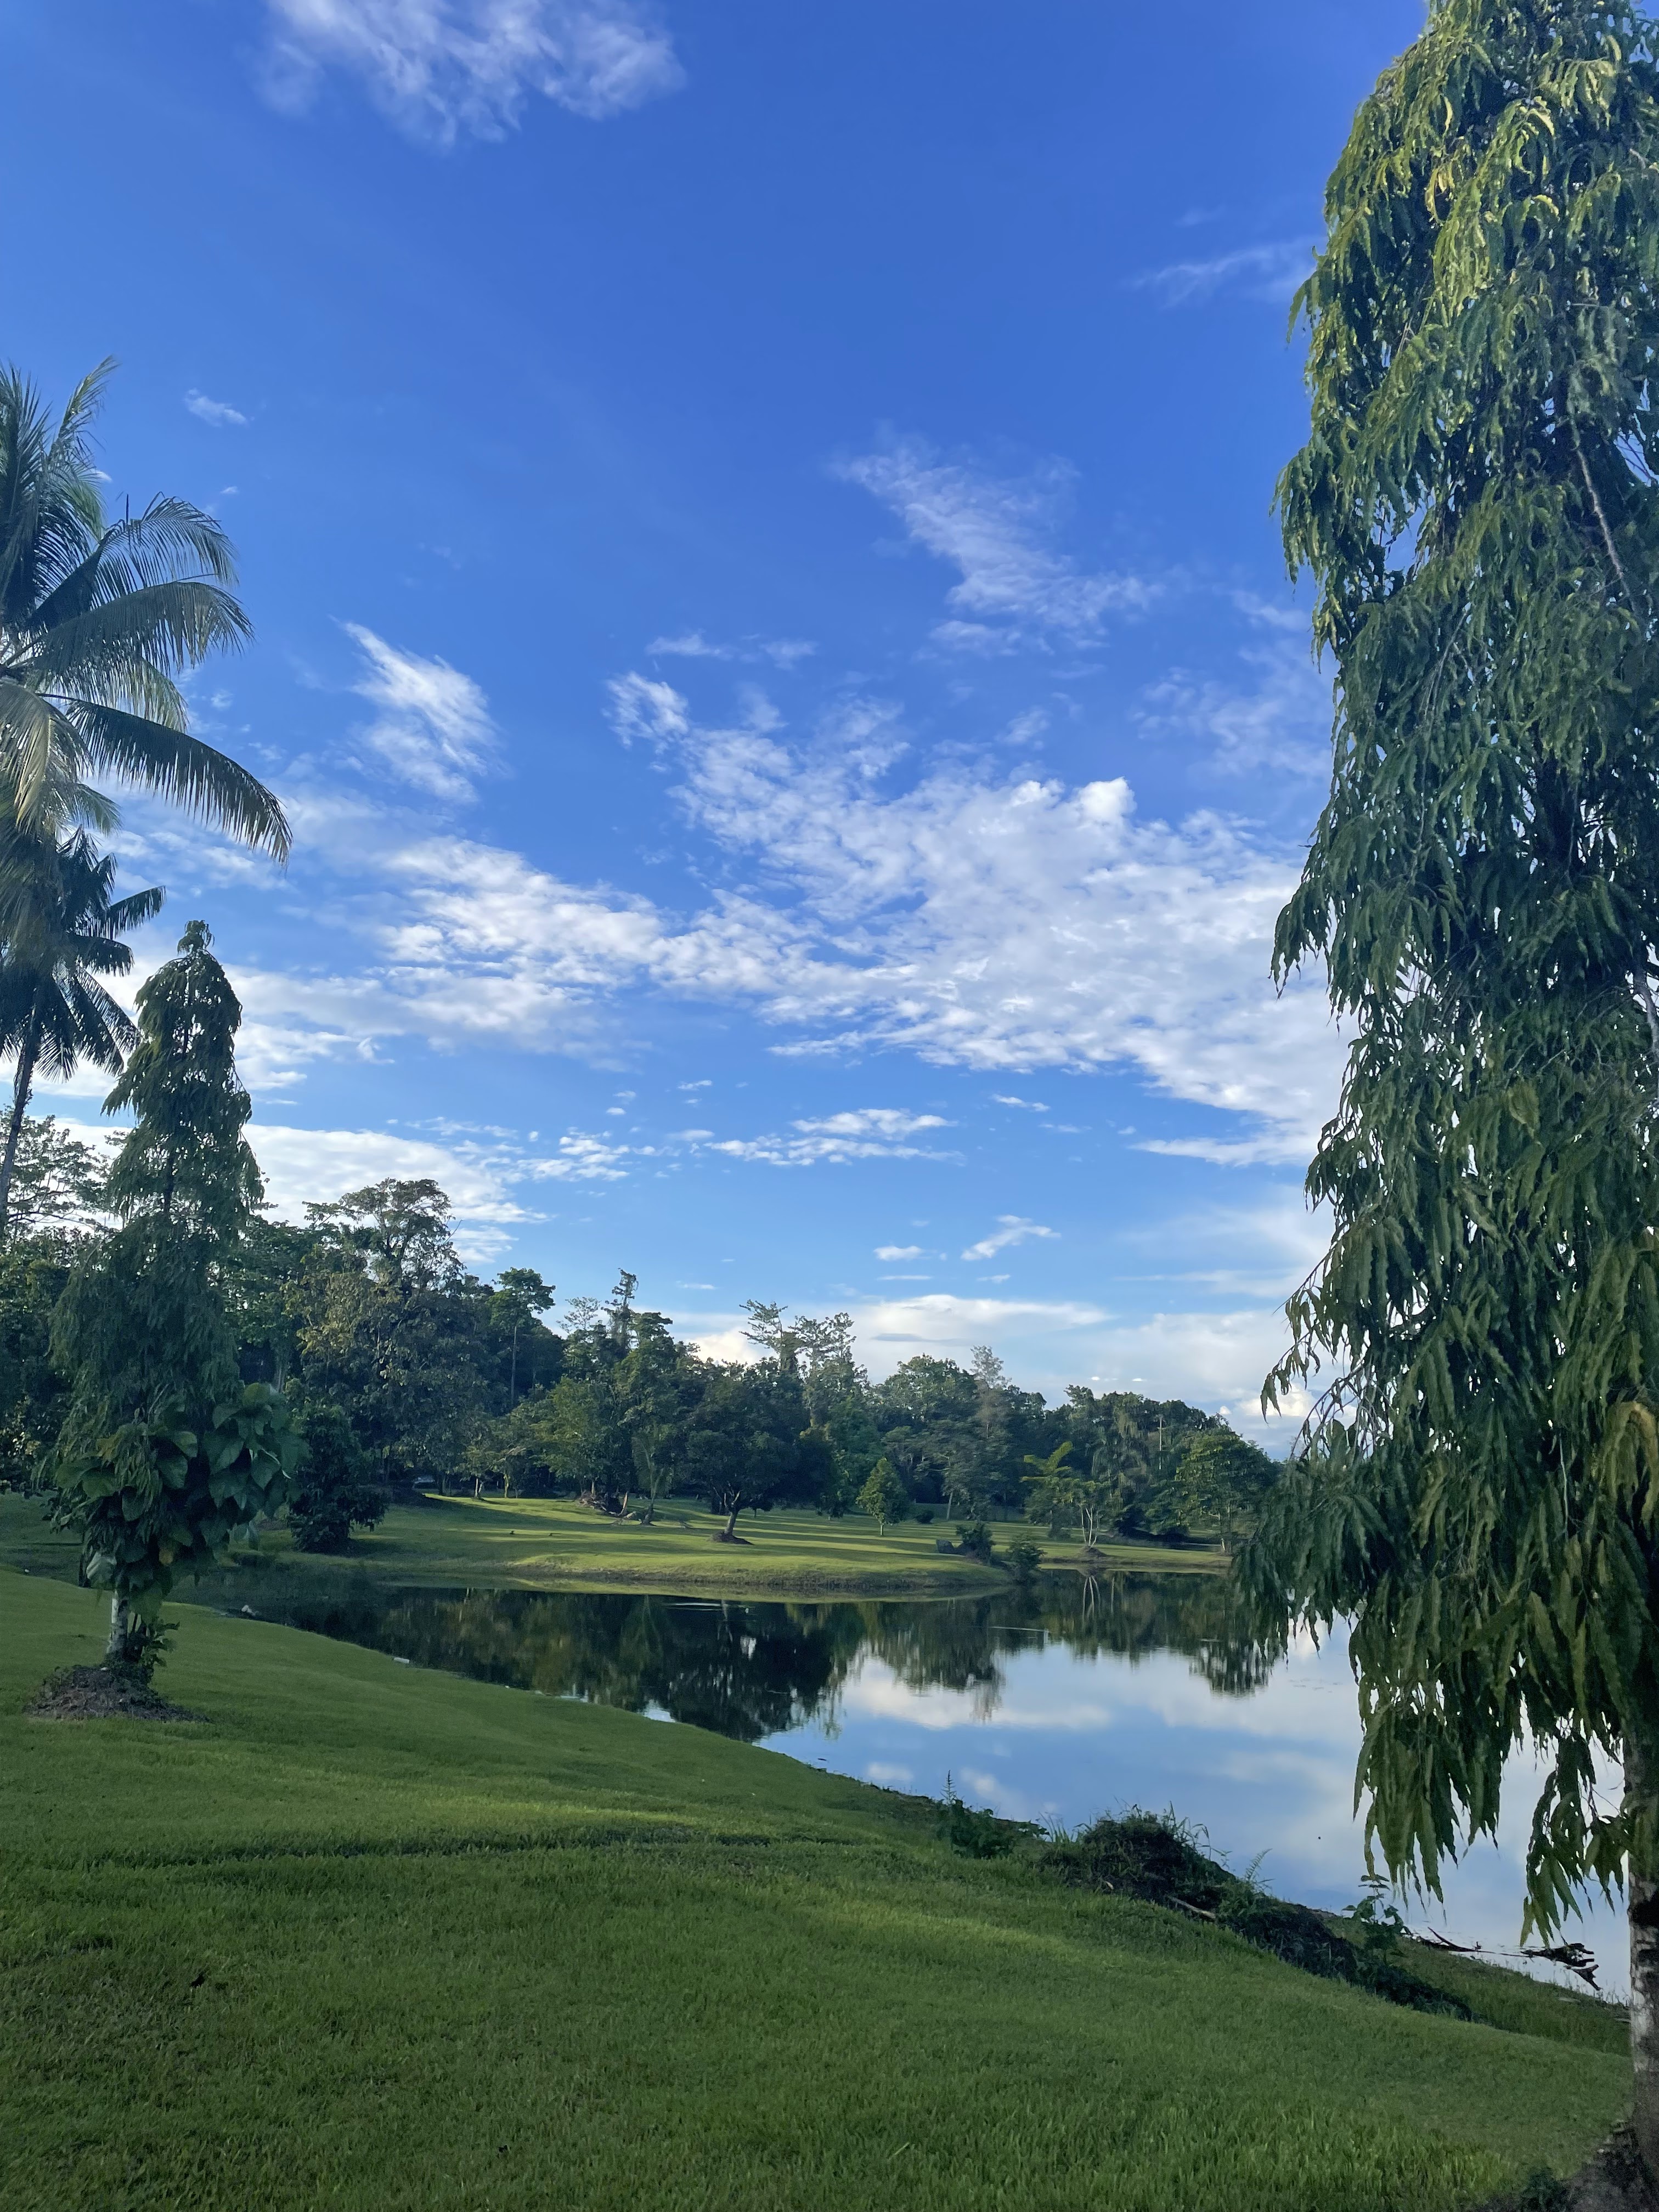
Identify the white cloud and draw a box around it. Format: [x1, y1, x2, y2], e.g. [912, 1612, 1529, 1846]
[251, 1122, 532, 1224]
[261, 0, 683, 143]
[875, 1244, 923, 1261]
[185, 391, 248, 427]
[247, 1118, 635, 1262]
[696, 1108, 953, 1169]
[992, 1094, 1048, 1111]
[838, 1287, 1307, 1438]
[851, 1293, 1109, 1352]
[345, 624, 498, 800]
[833, 436, 1152, 651]
[1136, 239, 1313, 309]
[961, 1215, 1056, 1262]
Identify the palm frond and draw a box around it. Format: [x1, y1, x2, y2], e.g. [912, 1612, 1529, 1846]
[31, 499, 244, 630]
[67, 701, 289, 859]
[19, 582, 250, 692]
[0, 681, 83, 828]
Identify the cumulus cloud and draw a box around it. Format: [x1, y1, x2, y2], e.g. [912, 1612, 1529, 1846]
[833, 436, 1152, 651]
[217, 676, 1338, 1162]
[346, 623, 499, 800]
[185, 391, 248, 427]
[261, 0, 684, 143]
[1136, 239, 1313, 309]
[961, 1216, 1057, 1262]
[875, 1243, 923, 1261]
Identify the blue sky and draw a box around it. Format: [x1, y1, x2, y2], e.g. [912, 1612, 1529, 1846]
[3, 0, 1424, 1430]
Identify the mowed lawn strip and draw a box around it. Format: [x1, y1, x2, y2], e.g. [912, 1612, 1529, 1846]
[0, 1571, 1630, 2212]
[0, 1486, 1220, 1602]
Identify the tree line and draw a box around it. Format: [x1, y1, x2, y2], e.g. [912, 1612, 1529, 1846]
[0, 1109, 1277, 1555]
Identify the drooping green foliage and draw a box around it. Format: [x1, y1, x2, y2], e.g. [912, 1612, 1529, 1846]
[48, 922, 300, 1628]
[0, 359, 288, 853]
[1244, 0, 1659, 1937]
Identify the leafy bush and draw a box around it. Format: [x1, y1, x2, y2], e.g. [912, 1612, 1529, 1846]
[953, 1520, 994, 1562]
[1002, 1537, 1043, 1581]
[936, 1778, 1035, 1858]
[1038, 1810, 1469, 2017]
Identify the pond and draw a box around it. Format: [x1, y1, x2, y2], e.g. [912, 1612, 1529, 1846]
[257, 1567, 1629, 1996]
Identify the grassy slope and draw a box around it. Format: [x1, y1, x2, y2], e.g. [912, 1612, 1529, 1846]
[0, 1488, 1220, 1598]
[1, 1570, 1629, 2212]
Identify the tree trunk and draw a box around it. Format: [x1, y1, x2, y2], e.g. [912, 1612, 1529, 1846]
[106, 1592, 130, 1665]
[1630, 1735, 1659, 2181]
[0, 1021, 40, 1240]
[723, 1503, 739, 1539]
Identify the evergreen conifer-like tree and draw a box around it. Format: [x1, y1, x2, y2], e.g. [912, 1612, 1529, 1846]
[1241, 0, 1659, 2171]
[49, 921, 300, 1660]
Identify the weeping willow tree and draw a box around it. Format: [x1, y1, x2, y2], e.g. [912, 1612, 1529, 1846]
[1240, 0, 1659, 2173]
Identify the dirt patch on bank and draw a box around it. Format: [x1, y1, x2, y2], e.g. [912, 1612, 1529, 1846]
[26, 1665, 203, 1723]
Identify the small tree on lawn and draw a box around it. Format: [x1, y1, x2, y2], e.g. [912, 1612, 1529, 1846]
[1022, 1440, 1124, 1550]
[1176, 1431, 1277, 1555]
[287, 1401, 385, 1552]
[48, 920, 301, 1661]
[857, 1456, 908, 1535]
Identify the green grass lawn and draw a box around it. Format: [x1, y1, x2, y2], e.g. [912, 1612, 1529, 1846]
[1, 1567, 1630, 2211]
[0, 1487, 1221, 1600]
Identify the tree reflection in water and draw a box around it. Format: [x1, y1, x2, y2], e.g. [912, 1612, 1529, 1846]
[266, 1570, 1279, 1744]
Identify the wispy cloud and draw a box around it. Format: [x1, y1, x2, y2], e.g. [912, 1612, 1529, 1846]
[346, 623, 499, 800]
[261, 0, 684, 144]
[1136, 239, 1313, 309]
[992, 1094, 1048, 1112]
[1136, 605, 1328, 778]
[185, 391, 248, 427]
[833, 436, 1152, 652]
[961, 1215, 1057, 1262]
[647, 630, 817, 669]
[875, 1243, 923, 1261]
[607, 670, 692, 744]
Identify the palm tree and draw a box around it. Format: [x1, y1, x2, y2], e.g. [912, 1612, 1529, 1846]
[0, 359, 289, 854]
[0, 830, 163, 1235]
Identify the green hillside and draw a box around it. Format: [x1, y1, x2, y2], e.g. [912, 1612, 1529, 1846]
[0, 1570, 1629, 2211]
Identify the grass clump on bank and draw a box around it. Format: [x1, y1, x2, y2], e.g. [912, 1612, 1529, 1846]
[0, 1567, 1633, 2212]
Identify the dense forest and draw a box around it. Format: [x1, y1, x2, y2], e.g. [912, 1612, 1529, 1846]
[0, 1110, 1272, 1553]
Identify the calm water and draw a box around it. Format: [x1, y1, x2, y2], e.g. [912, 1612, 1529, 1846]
[261, 1568, 1629, 1995]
